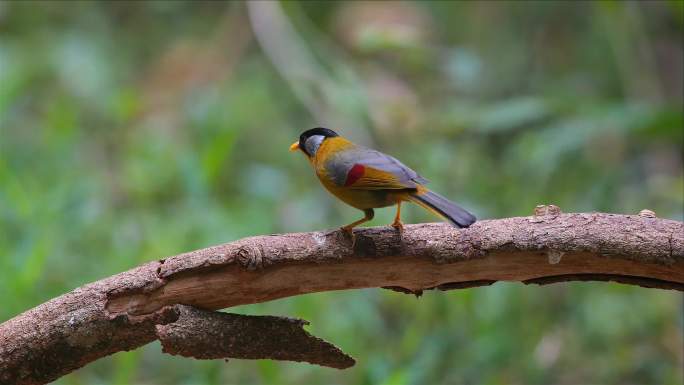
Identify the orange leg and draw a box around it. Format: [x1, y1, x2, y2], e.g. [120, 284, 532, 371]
[391, 201, 404, 232]
[341, 209, 375, 235]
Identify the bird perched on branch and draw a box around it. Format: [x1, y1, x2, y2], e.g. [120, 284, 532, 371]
[290, 127, 476, 235]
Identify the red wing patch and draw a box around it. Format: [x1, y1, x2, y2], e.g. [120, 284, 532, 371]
[344, 164, 365, 186]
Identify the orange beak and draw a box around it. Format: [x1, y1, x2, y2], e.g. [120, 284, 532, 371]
[289, 141, 300, 152]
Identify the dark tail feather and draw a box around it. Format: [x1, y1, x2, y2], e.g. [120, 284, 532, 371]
[409, 190, 476, 228]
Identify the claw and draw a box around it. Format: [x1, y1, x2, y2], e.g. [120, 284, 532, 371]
[340, 226, 356, 247]
[338, 209, 373, 248]
[391, 220, 404, 233]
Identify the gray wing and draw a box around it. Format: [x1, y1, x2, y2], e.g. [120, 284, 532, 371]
[325, 145, 429, 188]
[356, 147, 429, 186]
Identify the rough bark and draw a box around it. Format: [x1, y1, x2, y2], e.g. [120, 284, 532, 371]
[1, 212, 682, 385]
[156, 305, 355, 369]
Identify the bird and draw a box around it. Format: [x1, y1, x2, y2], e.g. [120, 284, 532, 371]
[290, 127, 476, 235]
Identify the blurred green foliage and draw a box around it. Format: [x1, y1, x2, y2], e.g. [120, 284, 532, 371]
[1, 1, 682, 384]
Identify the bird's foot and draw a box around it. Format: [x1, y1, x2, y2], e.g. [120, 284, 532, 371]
[391, 220, 404, 233]
[340, 226, 356, 247]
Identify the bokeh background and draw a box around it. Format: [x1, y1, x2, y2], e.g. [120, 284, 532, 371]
[1, 1, 683, 384]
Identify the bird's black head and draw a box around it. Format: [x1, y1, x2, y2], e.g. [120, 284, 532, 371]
[296, 127, 339, 157]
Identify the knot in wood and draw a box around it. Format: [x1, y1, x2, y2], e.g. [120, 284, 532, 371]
[638, 209, 657, 218]
[547, 249, 564, 264]
[236, 244, 264, 271]
[534, 204, 562, 217]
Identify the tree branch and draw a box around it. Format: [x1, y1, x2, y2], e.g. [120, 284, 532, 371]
[1, 212, 682, 385]
[156, 305, 355, 369]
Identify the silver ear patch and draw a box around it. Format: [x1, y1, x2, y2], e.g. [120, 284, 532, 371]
[304, 135, 325, 156]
